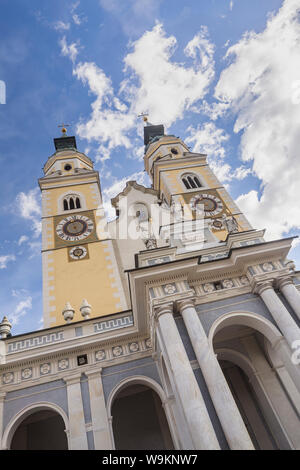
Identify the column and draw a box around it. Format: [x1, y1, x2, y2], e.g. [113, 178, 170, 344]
[178, 299, 254, 450]
[277, 276, 300, 321]
[255, 281, 300, 348]
[155, 303, 220, 450]
[0, 392, 6, 450]
[85, 369, 113, 450]
[64, 373, 88, 450]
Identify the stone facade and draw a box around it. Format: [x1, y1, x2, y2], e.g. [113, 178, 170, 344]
[0, 126, 300, 450]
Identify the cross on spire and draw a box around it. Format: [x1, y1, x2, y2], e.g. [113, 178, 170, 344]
[58, 123, 71, 136]
[138, 112, 149, 125]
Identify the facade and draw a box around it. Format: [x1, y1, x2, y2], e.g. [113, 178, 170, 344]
[0, 123, 300, 450]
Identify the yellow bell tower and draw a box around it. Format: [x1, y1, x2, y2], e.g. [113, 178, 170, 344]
[39, 129, 127, 328]
[143, 121, 253, 244]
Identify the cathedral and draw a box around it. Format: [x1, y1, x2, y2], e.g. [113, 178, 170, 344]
[0, 122, 299, 450]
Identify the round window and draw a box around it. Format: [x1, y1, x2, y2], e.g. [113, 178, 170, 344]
[64, 164, 72, 171]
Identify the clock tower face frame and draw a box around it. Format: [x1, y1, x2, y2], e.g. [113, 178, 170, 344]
[54, 210, 97, 247]
[183, 189, 227, 219]
[190, 193, 223, 217]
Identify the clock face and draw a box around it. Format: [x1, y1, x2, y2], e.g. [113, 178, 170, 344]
[190, 194, 223, 217]
[69, 245, 88, 260]
[56, 215, 94, 242]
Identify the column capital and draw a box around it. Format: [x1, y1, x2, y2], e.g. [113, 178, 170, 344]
[276, 276, 294, 290]
[153, 301, 174, 319]
[85, 368, 102, 379]
[176, 297, 196, 314]
[63, 372, 82, 385]
[253, 279, 274, 295]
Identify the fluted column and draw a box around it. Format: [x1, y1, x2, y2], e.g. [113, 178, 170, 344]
[277, 277, 300, 321]
[85, 369, 113, 450]
[255, 281, 300, 348]
[155, 302, 220, 450]
[178, 298, 254, 450]
[64, 373, 88, 450]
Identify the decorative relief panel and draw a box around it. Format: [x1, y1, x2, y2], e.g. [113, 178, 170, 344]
[2, 338, 152, 386]
[162, 283, 177, 295]
[261, 262, 274, 272]
[194, 275, 250, 297]
[112, 346, 123, 357]
[95, 350, 106, 361]
[21, 368, 33, 380]
[2, 372, 14, 385]
[58, 358, 69, 370]
[40, 363, 51, 375]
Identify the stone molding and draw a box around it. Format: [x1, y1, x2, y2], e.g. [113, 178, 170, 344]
[252, 280, 274, 296]
[1, 337, 152, 390]
[276, 276, 294, 290]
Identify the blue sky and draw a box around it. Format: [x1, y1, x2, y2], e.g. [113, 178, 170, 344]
[0, 0, 299, 335]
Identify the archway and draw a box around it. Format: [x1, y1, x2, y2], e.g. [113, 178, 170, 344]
[110, 379, 174, 450]
[219, 358, 278, 450]
[4, 404, 69, 450]
[210, 313, 299, 449]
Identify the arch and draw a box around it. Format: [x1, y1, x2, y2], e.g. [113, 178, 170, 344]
[69, 197, 75, 210]
[214, 347, 292, 449]
[208, 311, 283, 349]
[2, 402, 69, 450]
[107, 375, 167, 416]
[108, 375, 175, 450]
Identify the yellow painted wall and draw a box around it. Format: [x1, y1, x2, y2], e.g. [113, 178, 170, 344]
[46, 240, 123, 325]
[43, 182, 100, 219]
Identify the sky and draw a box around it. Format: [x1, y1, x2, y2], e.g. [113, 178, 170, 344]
[0, 0, 300, 335]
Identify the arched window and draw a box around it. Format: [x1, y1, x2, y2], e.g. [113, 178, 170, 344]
[69, 198, 75, 210]
[181, 173, 202, 190]
[62, 194, 82, 211]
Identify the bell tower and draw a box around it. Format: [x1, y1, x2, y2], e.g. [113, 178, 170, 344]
[143, 121, 254, 250]
[39, 129, 127, 328]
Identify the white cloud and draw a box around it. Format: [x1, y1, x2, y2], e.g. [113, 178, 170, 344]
[72, 14, 81, 25]
[53, 21, 70, 31]
[229, 1, 234, 11]
[73, 24, 215, 160]
[16, 188, 41, 237]
[60, 36, 80, 63]
[123, 24, 215, 127]
[186, 122, 252, 184]
[99, 0, 162, 37]
[18, 235, 28, 246]
[0, 255, 16, 269]
[212, 0, 300, 240]
[74, 61, 135, 154]
[10, 296, 32, 326]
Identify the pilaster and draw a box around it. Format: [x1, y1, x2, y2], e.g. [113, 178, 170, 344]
[64, 372, 88, 450]
[85, 369, 113, 450]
